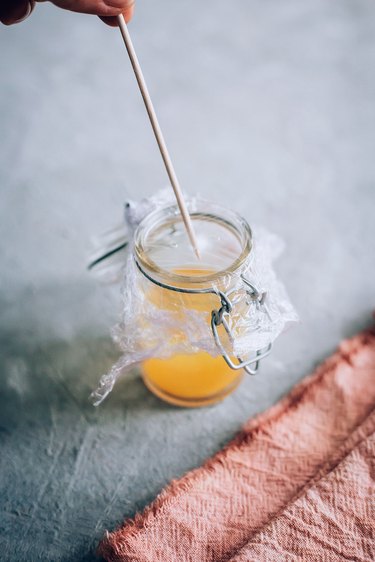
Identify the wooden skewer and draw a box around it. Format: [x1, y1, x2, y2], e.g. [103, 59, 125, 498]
[116, 14, 200, 259]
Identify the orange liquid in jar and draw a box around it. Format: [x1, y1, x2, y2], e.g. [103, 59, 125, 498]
[142, 268, 243, 407]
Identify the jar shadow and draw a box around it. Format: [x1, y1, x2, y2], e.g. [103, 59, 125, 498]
[0, 326, 188, 562]
[0, 328, 179, 424]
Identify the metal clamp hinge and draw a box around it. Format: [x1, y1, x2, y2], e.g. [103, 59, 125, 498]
[211, 276, 272, 375]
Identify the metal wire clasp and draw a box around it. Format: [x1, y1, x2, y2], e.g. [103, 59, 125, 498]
[135, 260, 272, 376]
[211, 275, 272, 375]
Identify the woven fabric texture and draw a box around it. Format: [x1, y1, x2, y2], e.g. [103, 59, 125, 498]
[99, 329, 375, 562]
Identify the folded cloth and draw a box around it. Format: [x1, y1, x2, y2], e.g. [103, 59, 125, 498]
[99, 329, 375, 562]
[230, 410, 375, 561]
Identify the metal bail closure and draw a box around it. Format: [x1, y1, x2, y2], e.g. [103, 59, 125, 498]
[211, 275, 272, 375]
[134, 260, 272, 375]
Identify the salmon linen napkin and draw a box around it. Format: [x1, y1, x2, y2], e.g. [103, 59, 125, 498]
[99, 328, 375, 562]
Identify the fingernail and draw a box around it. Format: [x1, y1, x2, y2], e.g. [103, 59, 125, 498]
[124, 4, 135, 23]
[13, 1, 33, 24]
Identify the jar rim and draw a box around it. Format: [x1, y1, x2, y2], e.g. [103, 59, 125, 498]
[133, 202, 252, 286]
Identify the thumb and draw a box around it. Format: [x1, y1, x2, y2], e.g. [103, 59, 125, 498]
[99, 0, 135, 27]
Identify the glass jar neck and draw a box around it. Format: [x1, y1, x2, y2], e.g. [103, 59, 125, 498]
[133, 202, 252, 290]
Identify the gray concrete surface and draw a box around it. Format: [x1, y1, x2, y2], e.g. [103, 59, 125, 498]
[1, 0, 374, 560]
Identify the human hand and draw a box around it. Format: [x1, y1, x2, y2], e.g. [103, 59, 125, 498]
[0, 0, 135, 27]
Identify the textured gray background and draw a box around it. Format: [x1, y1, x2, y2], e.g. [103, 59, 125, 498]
[1, 0, 374, 560]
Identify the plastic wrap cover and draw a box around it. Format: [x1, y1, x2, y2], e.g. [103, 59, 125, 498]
[91, 192, 297, 405]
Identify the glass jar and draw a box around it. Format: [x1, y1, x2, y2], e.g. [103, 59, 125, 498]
[132, 202, 271, 407]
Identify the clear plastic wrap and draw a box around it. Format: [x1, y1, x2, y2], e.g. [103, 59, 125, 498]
[90, 191, 298, 405]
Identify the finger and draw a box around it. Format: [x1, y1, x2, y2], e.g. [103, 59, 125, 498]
[0, 0, 35, 25]
[99, 2, 134, 27]
[48, 0, 134, 17]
